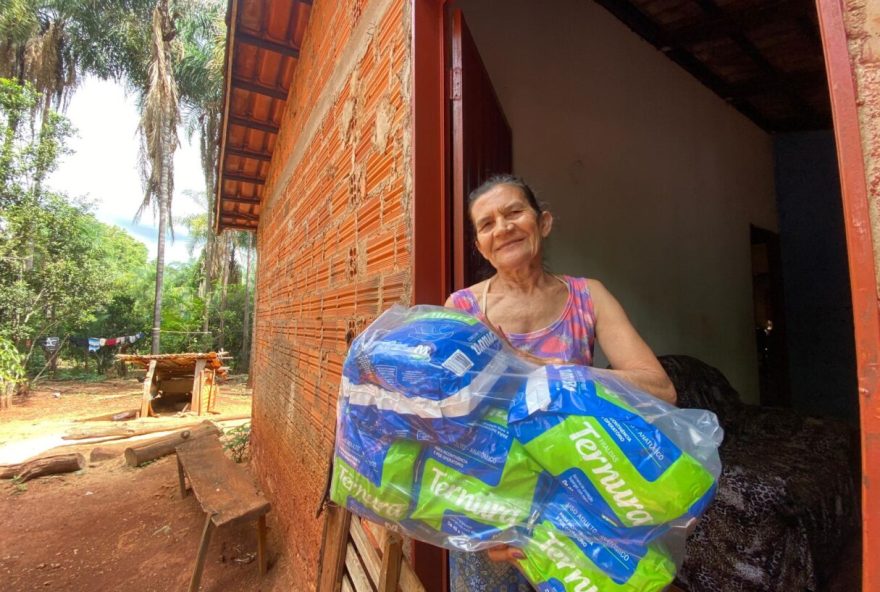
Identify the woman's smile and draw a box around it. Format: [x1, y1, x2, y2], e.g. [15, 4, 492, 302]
[495, 237, 525, 252]
[470, 183, 552, 273]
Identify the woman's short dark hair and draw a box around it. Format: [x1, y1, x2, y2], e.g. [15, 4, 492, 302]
[468, 174, 542, 217]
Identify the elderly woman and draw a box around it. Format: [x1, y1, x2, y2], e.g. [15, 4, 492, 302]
[445, 174, 676, 592]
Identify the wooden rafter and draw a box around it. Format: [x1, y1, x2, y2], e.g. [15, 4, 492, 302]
[226, 146, 273, 162]
[232, 76, 289, 100]
[229, 114, 280, 134]
[221, 210, 259, 221]
[667, 0, 809, 46]
[237, 31, 300, 58]
[223, 171, 266, 185]
[692, 0, 820, 123]
[222, 194, 262, 204]
[726, 69, 826, 97]
[220, 215, 258, 224]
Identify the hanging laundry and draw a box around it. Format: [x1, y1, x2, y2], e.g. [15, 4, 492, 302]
[88, 338, 100, 352]
[104, 337, 118, 347]
[38, 337, 61, 353]
[70, 337, 88, 348]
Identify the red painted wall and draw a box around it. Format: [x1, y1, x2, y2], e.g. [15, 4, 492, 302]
[248, 0, 413, 587]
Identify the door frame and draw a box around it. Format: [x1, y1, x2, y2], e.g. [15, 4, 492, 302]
[410, 0, 880, 589]
[816, 2, 880, 590]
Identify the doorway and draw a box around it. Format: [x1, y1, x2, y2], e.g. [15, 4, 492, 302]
[416, 2, 876, 588]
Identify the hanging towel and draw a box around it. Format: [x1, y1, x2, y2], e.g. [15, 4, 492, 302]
[88, 338, 100, 352]
[38, 337, 61, 352]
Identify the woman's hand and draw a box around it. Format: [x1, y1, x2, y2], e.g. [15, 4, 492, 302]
[486, 544, 526, 564]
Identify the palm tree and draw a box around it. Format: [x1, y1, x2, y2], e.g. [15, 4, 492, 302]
[0, 0, 78, 115]
[2, 0, 225, 355]
[135, 0, 179, 354]
[176, 3, 225, 335]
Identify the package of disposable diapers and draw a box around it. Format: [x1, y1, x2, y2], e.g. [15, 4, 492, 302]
[330, 305, 723, 592]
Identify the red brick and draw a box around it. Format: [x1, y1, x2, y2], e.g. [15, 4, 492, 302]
[249, 1, 414, 588]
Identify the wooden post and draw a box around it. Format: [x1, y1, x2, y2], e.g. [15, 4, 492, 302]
[177, 454, 188, 498]
[191, 359, 206, 415]
[141, 360, 157, 418]
[203, 369, 217, 414]
[378, 532, 403, 592]
[317, 504, 352, 592]
[257, 514, 268, 575]
[188, 514, 216, 592]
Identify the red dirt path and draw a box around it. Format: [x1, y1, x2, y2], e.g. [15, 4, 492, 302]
[0, 377, 296, 591]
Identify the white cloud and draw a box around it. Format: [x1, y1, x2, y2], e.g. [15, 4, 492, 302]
[47, 76, 207, 263]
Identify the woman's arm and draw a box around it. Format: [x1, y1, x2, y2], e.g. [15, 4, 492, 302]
[589, 279, 677, 405]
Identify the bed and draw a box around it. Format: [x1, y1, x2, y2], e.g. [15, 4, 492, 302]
[657, 355, 860, 592]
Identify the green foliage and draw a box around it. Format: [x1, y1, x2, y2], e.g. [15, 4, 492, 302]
[0, 0, 255, 380]
[0, 79, 116, 367]
[10, 475, 27, 494]
[0, 79, 157, 377]
[0, 336, 24, 384]
[223, 422, 250, 463]
[0, 78, 72, 205]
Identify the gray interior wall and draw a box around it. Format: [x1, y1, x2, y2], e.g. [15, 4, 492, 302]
[455, 0, 778, 401]
[775, 131, 858, 421]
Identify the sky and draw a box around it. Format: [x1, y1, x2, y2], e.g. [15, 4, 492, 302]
[47, 76, 207, 263]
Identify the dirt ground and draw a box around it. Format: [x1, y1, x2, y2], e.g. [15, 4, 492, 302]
[0, 376, 296, 591]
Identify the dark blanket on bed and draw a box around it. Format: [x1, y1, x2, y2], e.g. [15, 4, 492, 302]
[659, 355, 859, 592]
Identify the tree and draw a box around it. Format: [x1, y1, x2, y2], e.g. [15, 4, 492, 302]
[240, 232, 254, 371]
[136, 0, 180, 354]
[0, 80, 121, 374]
[176, 2, 225, 334]
[1, 0, 230, 363]
[0, 78, 71, 205]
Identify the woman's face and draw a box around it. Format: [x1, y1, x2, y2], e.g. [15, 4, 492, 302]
[470, 184, 552, 273]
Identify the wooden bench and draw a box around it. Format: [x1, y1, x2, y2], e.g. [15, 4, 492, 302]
[175, 436, 270, 592]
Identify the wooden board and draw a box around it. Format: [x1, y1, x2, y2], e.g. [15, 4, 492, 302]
[318, 503, 426, 592]
[176, 437, 269, 527]
[344, 542, 373, 592]
[349, 518, 381, 583]
[118, 352, 229, 377]
[317, 503, 352, 592]
[141, 360, 158, 418]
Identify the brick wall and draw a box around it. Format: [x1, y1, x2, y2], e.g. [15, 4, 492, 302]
[842, 0, 880, 276]
[249, 0, 413, 588]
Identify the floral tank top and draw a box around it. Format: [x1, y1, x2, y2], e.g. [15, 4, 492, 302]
[447, 275, 596, 366]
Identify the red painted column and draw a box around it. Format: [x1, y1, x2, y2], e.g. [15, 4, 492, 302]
[410, 1, 450, 591]
[816, 1, 880, 590]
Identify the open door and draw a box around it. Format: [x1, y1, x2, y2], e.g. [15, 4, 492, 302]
[450, 8, 513, 290]
[408, 10, 514, 592]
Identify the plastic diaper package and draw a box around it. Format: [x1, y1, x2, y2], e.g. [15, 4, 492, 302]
[330, 305, 723, 591]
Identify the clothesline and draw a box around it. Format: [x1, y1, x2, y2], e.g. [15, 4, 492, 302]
[38, 330, 216, 354]
[37, 332, 146, 353]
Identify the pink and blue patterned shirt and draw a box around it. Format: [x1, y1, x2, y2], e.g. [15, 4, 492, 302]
[447, 275, 596, 366]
